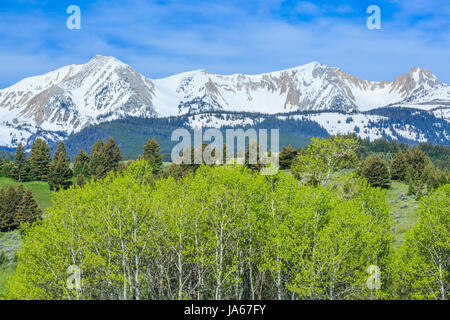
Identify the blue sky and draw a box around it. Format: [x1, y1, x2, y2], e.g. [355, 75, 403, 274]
[0, 0, 450, 87]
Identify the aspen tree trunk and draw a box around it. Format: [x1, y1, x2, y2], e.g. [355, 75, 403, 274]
[271, 199, 282, 300]
[133, 212, 141, 300]
[438, 261, 446, 300]
[215, 224, 224, 300]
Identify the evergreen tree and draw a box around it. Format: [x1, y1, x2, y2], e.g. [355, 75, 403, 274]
[164, 163, 189, 180]
[180, 145, 201, 173]
[415, 182, 424, 201]
[0, 185, 21, 231]
[16, 184, 25, 201]
[222, 143, 228, 165]
[420, 163, 434, 184]
[391, 150, 408, 181]
[2, 156, 12, 178]
[15, 189, 42, 231]
[438, 170, 448, 186]
[103, 138, 123, 173]
[244, 141, 264, 171]
[279, 145, 300, 170]
[407, 176, 416, 196]
[11, 143, 31, 182]
[73, 150, 90, 177]
[0, 188, 6, 231]
[361, 156, 391, 189]
[75, 173, 86, 188]
[0, 156, 3, 177]
[426, 168, 440, 191]
[405, 147, 430, 181]
[89, 138, 122, 179]
[89, 140, 107, 179]
[48, 142, 72, 190]
[143, 139, 163, 174]
[29, 138, 51, 181]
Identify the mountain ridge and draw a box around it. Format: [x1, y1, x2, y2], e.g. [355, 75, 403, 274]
[0, 55, 449, 148]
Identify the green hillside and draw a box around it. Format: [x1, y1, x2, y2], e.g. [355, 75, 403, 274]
[0, 177, 51, 210]
[62, 114, 327, 160]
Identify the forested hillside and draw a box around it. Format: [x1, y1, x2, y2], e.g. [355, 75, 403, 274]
[61, 114, 327, 160]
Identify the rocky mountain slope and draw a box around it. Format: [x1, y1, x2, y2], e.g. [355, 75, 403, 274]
[0, 55, 449, 148]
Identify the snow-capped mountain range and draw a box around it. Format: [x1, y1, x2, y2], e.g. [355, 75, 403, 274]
[0, 55, 449, 148]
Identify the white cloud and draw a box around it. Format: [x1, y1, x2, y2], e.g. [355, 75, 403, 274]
[0, 0, 449, 88]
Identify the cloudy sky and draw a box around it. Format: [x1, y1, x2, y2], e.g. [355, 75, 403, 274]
[0, 0, 449, 87]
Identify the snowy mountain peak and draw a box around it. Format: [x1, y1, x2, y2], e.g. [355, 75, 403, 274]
[390, 67, 443, 95]
[84, 55, 129, 70]
[0, 55, 156, 138]
[152, 61, 447, 115]
[0, 56, 449, 147]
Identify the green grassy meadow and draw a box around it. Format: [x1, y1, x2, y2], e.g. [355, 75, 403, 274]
[0, 177, 52, 210]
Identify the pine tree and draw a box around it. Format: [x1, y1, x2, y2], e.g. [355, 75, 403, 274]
[89, 140, 107, 179]
[180, 145, 200, 173]
[222, 143, 228, 165]
[279, 145, 300, 170]
[29, 138, 51, 181]
[244, 142, 264, 171]
[73, 149, 90, 177]
[15, 189, 42, 231]
[0, 156, 3, 177]
[415, 181, 424, 201]
[103, 138, 123, 173]
[88, 138, 122, 180]
[11, 143, 31, 182]
[420, 163, 434, 184]
[75, 173, 86, 188]
[0, 188, 6, 231]
[407, 176, 416, 196]
[164, 163, 188, 180]
[143, 138, 163, 174]
[2, 156, 12, 177]
[405, 147, 430, 181]
[16, 184, 25, 200]
[48, 142, 72, 190]
[0, 185, 21, 231]
[438, 170, 448, 186]
[361, 156, 391, 189]
[426, 168, 440, 191]
[391, 150, 408, 181]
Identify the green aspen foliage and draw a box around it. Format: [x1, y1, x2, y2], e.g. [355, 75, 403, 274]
[5, 161, 394, 300]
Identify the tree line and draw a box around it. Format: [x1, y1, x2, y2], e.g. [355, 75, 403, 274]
[1, 135, 448, 191]
[0, 138, 123, 190]
[0, 185, 41, 232]
[0, 139, 72, 190]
